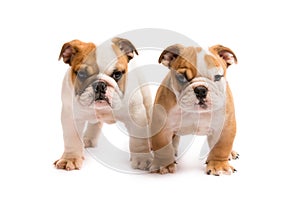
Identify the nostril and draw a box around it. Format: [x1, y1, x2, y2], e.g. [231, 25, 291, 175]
[93, 81, 107, 93]
[99, 81, 107, 92]
[92, 82, 99, 93]
[194, 86, 208, 98]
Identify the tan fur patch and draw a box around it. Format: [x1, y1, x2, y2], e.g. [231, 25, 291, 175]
[185, 69, 195, 81]
[171, 47, 198, 80]
[204, 54, 220, 68]
[111, 43, 129, 93]
[71, 50, 96, 85]
[112, 43, 128, 73]
[58, 40, 96, 85]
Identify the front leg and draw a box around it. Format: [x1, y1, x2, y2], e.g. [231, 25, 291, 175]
[54, 105, 85, 170]
[149, 85, 178, 174]
[206, 115, 237, 175]
[150, 131, 176, 174]
[205, 86, 238, 175]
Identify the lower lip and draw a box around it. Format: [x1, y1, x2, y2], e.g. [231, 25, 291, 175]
[94, 101, 110, 108]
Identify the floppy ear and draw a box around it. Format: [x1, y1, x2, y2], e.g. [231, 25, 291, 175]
[58, 40, 79, 66]
[58, 40, 96, 67]
[210, 45, 238, 68]
[158, 44, 183, 67]
[112, 37, 138, 62]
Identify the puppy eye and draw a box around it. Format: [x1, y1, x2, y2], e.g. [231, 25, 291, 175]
[76, 70, 88, 81]
[214, 74, 224, 82]
[112, 70, 123, 81]
[176, 73, 188, 84]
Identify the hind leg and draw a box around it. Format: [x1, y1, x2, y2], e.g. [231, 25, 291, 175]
[172, 135, 180, 157]
[83, 122, 102, 148]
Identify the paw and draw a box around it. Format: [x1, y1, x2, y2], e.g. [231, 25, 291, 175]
[131, 153, 153, 170]
[229, 150, 239, 160]
[206, 160, 236, 176]
[54, 156, 84, 171]
[83, 136, 98, 148]
[149, 142, 176, 174]
[150, 163, 176, 174]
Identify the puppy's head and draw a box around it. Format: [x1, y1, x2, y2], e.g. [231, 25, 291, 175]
[58, 40, 98, 95]
[59, 38, 138, 108]
[158, 44, 237, 112]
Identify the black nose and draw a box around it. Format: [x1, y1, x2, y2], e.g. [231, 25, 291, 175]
[194, 86, 208, 99]
[93, 81, 107, 93]
[92, 81, 107, 100]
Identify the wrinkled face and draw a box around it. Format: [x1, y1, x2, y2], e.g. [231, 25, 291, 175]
[159, 44, 237, 112]
[79, 40, 129, 108]
[59, 38, 138, 108]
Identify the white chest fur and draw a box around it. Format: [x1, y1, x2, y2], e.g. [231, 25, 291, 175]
[165, 105, 226, 136]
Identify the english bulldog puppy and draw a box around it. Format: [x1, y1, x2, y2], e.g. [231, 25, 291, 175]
[54, 38, 152, 170]
[150, 44, 238, 175]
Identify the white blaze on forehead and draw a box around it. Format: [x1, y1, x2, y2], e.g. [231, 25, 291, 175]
[196, 47, 224, 79]
[96, 40, 118, 74]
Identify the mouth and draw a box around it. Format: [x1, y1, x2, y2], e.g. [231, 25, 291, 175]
[198, 98, 207, 109]
[94, 95, 111, 106]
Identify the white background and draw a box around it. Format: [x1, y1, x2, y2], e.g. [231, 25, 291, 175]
[1, 0, 299, 199]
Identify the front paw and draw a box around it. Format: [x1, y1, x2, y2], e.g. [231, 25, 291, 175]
[150, 162, 176, 174]
[149, 143, 176, 174]
[54, 155, 84, 171]
[206, 160, 236, 176]
[131, 153, 153, 170]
